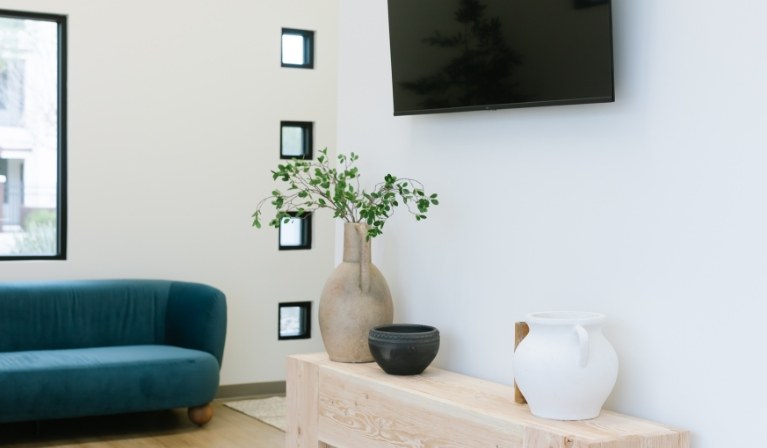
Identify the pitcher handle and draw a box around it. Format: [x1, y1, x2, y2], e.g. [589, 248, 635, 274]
[575, 325, 589, 368]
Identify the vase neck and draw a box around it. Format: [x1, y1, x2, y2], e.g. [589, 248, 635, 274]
[343, 223, 371, 263]
[343, 223, 372, 293]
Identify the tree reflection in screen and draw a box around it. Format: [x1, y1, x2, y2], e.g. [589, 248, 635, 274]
[401, 0, 527, 110]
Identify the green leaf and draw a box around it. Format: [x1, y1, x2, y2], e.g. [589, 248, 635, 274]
[252, 147, 439, 238]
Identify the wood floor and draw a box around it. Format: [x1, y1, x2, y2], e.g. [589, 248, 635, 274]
[0, 401, 285, 447]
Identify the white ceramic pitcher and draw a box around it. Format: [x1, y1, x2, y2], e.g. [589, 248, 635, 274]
[513, 311, 618, 420]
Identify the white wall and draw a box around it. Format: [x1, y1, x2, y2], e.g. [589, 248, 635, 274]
[338, 0, 767, 446]
[0, 0, 337, 385]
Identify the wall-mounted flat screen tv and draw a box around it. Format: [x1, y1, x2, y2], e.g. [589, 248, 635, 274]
[387, 0, 614, 116]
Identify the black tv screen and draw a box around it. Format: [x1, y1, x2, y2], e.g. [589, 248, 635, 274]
[387, 0, 614, 115]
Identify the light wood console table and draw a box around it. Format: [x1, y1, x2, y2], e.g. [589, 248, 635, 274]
[287, 352, 689, 448]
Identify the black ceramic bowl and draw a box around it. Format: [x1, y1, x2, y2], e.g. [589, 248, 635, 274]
[368, 324, 440, 375]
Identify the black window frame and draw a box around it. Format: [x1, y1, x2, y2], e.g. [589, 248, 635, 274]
[280, 121, 313, 160]
[278, 301, 312, 340]
[0, 9, 67, 261]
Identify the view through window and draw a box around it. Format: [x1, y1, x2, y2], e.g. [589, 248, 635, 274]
[0, 10, 66, 259]
[281, 28, 314, 68]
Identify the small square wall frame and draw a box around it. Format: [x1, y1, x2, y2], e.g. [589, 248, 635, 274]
[281, 28, 314, 69]
[279, 301, 312, 340]
[281, 121, 313, 159]
[279, 212, 312, 250]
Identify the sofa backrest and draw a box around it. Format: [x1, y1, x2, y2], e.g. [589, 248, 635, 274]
[0, 279, 172, 352]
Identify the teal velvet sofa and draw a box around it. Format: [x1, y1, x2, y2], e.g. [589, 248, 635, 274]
[0, 279, 226, 426]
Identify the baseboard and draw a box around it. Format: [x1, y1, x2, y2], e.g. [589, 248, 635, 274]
[215, 381, 286, 400]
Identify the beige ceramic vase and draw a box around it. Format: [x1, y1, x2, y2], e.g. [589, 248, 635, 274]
[319, 222, 394, 362]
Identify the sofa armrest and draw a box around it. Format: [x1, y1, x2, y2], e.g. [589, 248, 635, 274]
[165, 281, 227, 368]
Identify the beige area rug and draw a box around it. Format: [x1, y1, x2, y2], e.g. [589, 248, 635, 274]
[224, 396, 287, 432]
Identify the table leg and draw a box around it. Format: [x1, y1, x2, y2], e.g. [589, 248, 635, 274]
[286, 356, 322, 447]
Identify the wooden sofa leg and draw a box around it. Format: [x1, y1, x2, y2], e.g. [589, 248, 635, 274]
[188, 404, 213, 426]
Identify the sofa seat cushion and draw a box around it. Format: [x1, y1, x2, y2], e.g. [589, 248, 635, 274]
[0, 345, 220, 423]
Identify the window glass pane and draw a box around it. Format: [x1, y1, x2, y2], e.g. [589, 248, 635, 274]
[279, 216, 304, 247]
[281, 125, 305, 157]
[279, 306, 304, 337]
[281, 34, 305, 65]
[0, 12, 64, 258]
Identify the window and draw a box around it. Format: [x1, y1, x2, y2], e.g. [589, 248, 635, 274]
[278, 212, 312, 250]
[280, 121, 313, 159]
[0, 10, 66, 260]
[278, 301, 312, 340]
[281, 28, 314, 69]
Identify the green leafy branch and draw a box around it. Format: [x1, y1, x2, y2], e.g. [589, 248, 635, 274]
[252, 148, 439, 239]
